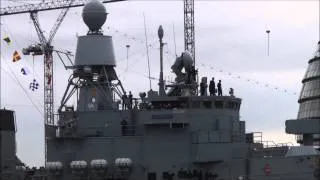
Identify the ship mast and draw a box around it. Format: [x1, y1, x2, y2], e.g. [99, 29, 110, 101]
[158, 25, 166, 96]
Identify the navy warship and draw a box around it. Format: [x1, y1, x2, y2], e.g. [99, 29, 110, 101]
[1, 0, 320, 180]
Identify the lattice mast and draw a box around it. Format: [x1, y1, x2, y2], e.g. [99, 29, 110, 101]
[183, 0, 195, 65]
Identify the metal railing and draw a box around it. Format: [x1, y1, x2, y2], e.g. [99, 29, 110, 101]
[191, 130, 244, 144]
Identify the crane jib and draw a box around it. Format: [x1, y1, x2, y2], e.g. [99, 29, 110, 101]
[0, 0, 127, 16]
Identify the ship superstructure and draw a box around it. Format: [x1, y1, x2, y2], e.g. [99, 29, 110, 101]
[1, 0, 320, 180]
[43, 1, 320, 180]
[286, 42, 320, 146]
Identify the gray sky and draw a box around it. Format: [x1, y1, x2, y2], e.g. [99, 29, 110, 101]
[0, 0, 319, 167]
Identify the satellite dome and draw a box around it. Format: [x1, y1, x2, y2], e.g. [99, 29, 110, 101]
[82, 0, 107, 32]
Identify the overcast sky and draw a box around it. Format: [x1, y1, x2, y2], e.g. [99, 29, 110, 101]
[0, 0, 319, 167]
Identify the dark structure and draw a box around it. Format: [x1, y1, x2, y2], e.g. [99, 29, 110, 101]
[286, 41, 320, 146]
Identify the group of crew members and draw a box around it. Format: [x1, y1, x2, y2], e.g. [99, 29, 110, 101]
[200, 77, 234, 97]
[121, 78, 234, 110]
[121, 91, 133, 110]
[200, 77, 223, 96]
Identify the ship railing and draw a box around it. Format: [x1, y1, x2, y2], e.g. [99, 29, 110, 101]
[260, 141, 293, 150]
[231, 131, 245, 142]
[117, 97, 144, 110]
[261, 141, 278, 148]
[191, 129, 243, 144]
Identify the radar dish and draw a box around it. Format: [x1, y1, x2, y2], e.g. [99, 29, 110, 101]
[82, 0, 107, 32]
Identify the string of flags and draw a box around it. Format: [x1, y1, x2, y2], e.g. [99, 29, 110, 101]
[199, 63, 298, 96]
[108, 26, 298, 96]
[3, 36, 40, 92]
[1, 20, 296, 96]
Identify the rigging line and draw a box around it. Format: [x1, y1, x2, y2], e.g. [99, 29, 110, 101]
[199, 63, 298, 96]
[172, 23, 177, 57]
[126, 45, 158, 68]
[33, 55, 35, 79]
[164, 44, 173, 65]
[0, 54, 44, 115]
[118, 48, 155, 78]
[143, 12, 152, 90]
[117, 67, 174, 84]
[117, 40, 159, 63]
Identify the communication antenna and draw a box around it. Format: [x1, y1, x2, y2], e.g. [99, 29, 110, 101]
[172, 23, 177, 57]
[266, 29, 271, 56]
[143, 13, 152, 90]
[125, 44, 130, 72]
[318, 0, 320, 43]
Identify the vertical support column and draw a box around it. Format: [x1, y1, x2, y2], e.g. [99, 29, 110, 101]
[184, 0, 195, 64]
[44, 49, 54, 126]
[44, 48, 54, 164]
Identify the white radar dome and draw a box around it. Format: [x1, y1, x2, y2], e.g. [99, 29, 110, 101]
[82, 0, 107, 32]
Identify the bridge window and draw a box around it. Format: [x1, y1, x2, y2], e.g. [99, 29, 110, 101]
[226, 102, 236, 109]
[203, 101, 212, 108]
[148, 172, 157, 180]
[215, 101, 223, 109]
[192, 101, 201, 108]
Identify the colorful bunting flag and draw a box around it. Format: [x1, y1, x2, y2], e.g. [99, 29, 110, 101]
[21, 67, 30, 75]
[12, 51, 21, 62]
[3, 36, 11, 45]
[29, 79, 39, 91]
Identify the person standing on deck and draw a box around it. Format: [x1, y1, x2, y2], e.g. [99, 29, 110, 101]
[128, 91, 133, 109]
[217, 80, 222, 96]
[209, 77, 216, 96]
[122, 92, 128, 110]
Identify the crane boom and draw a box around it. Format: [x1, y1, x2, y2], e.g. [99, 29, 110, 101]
[30, 12, 47, 45]
[0, 0, 126, 16]
[48, 0, 75, 44]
